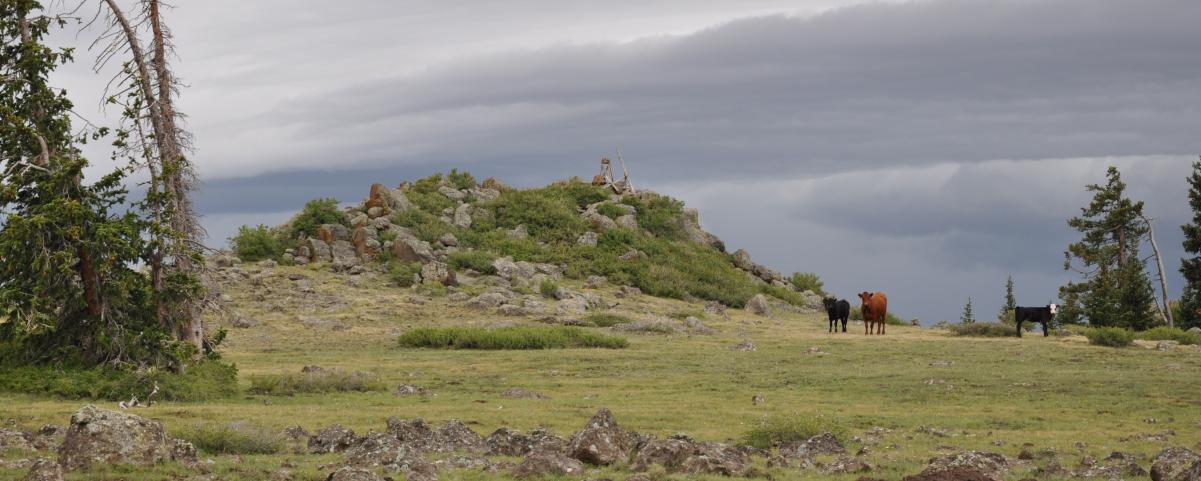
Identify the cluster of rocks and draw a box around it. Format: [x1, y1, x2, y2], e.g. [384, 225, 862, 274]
[2, 405, 198, 481]
[12, 404, 1201, 481]
[732, 248, 789, 288]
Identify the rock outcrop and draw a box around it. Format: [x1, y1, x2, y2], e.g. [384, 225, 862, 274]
[58, 405, 196, 471]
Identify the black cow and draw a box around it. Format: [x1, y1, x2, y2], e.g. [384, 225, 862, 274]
[822, 297, 851, 333]
[1015, 304, 1058, 337]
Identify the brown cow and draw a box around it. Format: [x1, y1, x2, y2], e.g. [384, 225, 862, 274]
[858, 291, 889, 335]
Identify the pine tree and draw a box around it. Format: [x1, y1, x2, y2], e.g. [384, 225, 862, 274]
[960, 297, 975, 324]
[1179, 159, 1201, 329]
[1060, 166, 1157, 330]
[0, 1, 189, 367]
[998, 275, 1016, 323]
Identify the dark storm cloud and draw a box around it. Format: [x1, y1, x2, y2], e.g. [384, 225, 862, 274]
[206, 0, 1201, 181]
[171, 0, 1199, 322]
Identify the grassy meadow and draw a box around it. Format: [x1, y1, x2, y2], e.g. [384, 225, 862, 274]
[1, 264, 1199, 480]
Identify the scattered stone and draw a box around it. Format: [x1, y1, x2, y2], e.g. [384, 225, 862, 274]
[1150, 447, 1201, 481]
[680, 441, 751, 476]
[903, 451, 1008, 481]
[439, 233, 459, 247]
[733, 340, 756, 352]
[301, 316, 350, 331]
[567, 408, 631, 465]
[632, 434, 697, 472]
[467, 292, 508, 309]
[501, 388, 550, 400]
[1074, 451, 1147, 480]
[325, 466, 385, 481]
[745, 294, 771, 316]
[58, 405, 195, 471]
[556, 297, 589, 316]
[929, 360, 954, 367]
[308, 425, 357, 454]
[395, 384, 431, 397]
[437, 420, 485, 453]
[682, 316, 714, 334]
[577, 232, 599, 247]
[513, 450, 585, 478]
[22, 458, 63, 481]
[585, 275, 607, 289]
[615, 286, 641, 298]
[231, 317, 261, 329]
[752, 394, 765, 405]
[807, 346, 827, 355]
[0, 428, 34, 451]
[780, 432, 846, 459]
[823, 456, 874, 474]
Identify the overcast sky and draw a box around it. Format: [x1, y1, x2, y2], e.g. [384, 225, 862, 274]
[48, 0, 1200, 322]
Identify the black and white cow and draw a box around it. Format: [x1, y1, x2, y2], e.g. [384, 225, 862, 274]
[1015, 304, 1058, 337]
[822, 297, 851, 333]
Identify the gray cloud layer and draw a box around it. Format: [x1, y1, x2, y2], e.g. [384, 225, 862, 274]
[48, 0, 1198, 322]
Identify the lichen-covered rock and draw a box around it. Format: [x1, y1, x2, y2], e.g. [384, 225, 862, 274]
[903, 451, 1009, 481]
[745, 294, 771, 316]
[22, 458, 63, 481]
[326, 466, 386, 481]
[57, 405, 191, 471]
[437, 420, 484, 453]
[567, 408, 631, 465]
[1151, 447, 1201, 481]
[680, 441, 750, 476]
[780, 432, 846, 459]
[0, 429, 33, 452]
[309, 425, 358, 454]
[632, 434, 696, 472]
[513, 450, 585, 478]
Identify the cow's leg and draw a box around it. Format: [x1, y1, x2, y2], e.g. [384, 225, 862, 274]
[842, 317, 848, 333]
[1042, 321, 1049, 337]
[1016, 320, 1023, 338]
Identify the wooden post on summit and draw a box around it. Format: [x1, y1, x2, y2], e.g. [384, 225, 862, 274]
[592, 151, 636, 195]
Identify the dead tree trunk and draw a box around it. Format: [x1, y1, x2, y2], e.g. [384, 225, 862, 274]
[100, 0, 204, 353]
[1141, 215, 1173, 327]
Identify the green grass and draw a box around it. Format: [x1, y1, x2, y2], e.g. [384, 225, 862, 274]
[397, 326, 629, 349]
[1135, 326, 1201, 345]
[0, 361, 237, 401]
[247, 370, 386, 396]
[948, 322, 1016, 337]
[1085, 326, 1135, 347]
[177, 422, 284, 455]
[740, 415, 848, 449]
[581, 313, 636, 327]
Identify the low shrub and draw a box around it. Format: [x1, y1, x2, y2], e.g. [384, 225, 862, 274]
[596, 203, 628, 220]
[667, 310, 706, 321]
[740, 415, 846, 450]
[0, 361, 238, 401]
[177, 422, 283, 455]
[229, 224, 283, 261]
[447, 250, 497, 275]
[247, 369, 384, 396]
[948, 322, 1017, 337]
[760, 284, 808, 307]
[289, 198, 345, 239]
[581, 313, 636, 327]
[1085, 326, 1135, 347]
[539, 279, 559, 298]
[398, 326, 628, 349]
[611, 319, 681, 334]
[387, 260, 423, 288]
[790, 272, 825, 296]
[447, 168, 477, 190]
[1135, 326, 1201, 345]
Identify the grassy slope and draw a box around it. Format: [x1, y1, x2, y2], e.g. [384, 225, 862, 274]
[1, 265, 1200, 480]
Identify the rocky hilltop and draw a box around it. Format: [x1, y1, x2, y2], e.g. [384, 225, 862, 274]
[218, 171, 819, 314]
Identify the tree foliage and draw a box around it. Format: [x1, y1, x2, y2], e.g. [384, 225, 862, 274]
[960, 297, 975, 324]
[1179, 160, 1201, 330]
[0, 1, 205, 369]
[1060, 166, 1157, 330]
